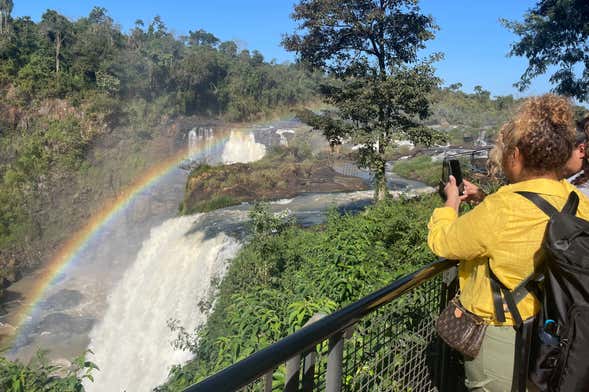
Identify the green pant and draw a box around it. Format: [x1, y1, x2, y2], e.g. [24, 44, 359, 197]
[464, 325, 526, 392]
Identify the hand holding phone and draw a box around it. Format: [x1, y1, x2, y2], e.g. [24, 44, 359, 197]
[439, 158, 464, 201]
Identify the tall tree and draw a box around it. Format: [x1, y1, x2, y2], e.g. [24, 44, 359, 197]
[283, 0, 441, 200]
[185, 29, 220, 48]
[40, 10, 74, 74]
[72, 7, 124, 87]
[143, 16, 181, 98]
[0, 0, 12, 36]
[503, 0, 589, 101]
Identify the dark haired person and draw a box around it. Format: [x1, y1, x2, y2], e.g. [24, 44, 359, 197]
[564, 130, 587, 179]
[428, 94, 589, 391]
[567, 117, 589, 196]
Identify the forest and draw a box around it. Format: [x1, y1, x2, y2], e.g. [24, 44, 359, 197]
[0, 6, 320, 300]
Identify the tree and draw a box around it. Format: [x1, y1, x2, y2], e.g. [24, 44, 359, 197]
[503, 0, 589, 101]
[448, 82, 463, 91]
[143, 16, 182, 98]
[219, 40, 238, 57]
[283, 0, 441, 200]
[0, 0, 12, 35]
[72, 7, 124, 87]
[186, 29, 219, 48]
[40, 10, 74, 74]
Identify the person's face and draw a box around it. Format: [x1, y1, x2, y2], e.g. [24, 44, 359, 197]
[564, 143, 585, 177]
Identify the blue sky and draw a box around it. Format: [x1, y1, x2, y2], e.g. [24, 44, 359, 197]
[12, 0, 551, 98]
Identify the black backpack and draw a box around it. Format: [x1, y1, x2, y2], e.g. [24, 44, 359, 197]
[488, 191, 589, 392]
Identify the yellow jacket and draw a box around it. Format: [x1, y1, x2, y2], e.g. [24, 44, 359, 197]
[428, 178, 589, 325]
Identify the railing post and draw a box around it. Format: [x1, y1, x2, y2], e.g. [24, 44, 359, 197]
[284, 353, 301, 392]
[284, 313, 326, 392]
[264, 370, 273, 392]
[301, 349, 316, 392]
[326, 332, 344, 392]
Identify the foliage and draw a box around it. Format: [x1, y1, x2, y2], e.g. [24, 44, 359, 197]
[392, 156, 440, 187]
[502, 0, 589, 101]
[427, 84, 520, 132]
[0, 5, 320, 298]
[283, 0, 442, 200]
[160, 195, 439, 390]
[0, 350, 97, 392]
[0, 6, 319, 120]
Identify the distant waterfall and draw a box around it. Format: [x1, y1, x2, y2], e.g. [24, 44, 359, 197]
[276, 129, 295, 146]
[476, 130, 487, 147]
[188, 127, 216, 163]
[188, 128, 198, 157]
[222, 130, 266, 164]
[84, 215, 241, 392]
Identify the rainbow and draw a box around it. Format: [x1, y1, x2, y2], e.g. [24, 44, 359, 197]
[7, 128, 233, 350]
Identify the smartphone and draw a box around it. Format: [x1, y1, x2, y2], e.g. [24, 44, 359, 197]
[449, 159, 463, 187]
[439, 158, 464, 200]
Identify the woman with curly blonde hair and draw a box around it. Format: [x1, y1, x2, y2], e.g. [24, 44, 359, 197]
[428, 94, 589, 391]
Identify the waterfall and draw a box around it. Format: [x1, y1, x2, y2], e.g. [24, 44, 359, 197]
[276, 129, 295, 146]
[222, 130, 266, 164]
[188, 127, 217, 163]
[476, 130, 487, 147]
[188, 128, 197, 158]
[84, 215, 241, 392]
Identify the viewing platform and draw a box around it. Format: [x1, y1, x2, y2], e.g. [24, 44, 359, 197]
[183, 259, 464, 392]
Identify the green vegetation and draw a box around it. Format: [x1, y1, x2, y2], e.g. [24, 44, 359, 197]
[0, 350, 96, 392]
[186, 195, 237, 214]
[427, 84, 520, 139]
[283, 0, 444, 201]
[0, 6, 319, 298]
[160, 195, 439, 390]
[393, 156, 440, 187]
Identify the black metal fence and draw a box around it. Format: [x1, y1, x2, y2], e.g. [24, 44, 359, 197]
[183, 260, 460, 392]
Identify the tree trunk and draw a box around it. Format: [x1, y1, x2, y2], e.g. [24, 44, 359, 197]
[55, 32, 61, 74]
[373, 154, 388, 202]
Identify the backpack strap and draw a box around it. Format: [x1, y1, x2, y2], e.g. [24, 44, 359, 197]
[512, 317, 535, 392]
[516, 190, 579, 216]
[564, 191, 579, 215]
[488, 262, 524, 328]
[516, 191, 559, 216]
[487, 190, 561, 327]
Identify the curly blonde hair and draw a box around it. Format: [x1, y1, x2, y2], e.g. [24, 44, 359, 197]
[489, 94, 575, 177]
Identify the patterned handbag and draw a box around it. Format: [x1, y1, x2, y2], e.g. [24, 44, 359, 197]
[435, 297, 488, 358]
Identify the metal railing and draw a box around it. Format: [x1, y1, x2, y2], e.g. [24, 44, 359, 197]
[183, 259, 460, 392]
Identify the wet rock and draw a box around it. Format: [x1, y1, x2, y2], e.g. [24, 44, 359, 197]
[42, 289, 82, 312]
[34, 313, 94, 335]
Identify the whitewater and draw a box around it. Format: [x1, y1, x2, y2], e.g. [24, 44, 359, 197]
[84, 216, 240, 391]
[83, 129, 266, 391]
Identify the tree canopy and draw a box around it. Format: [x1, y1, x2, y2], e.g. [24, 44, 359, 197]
[283, 0, 442, 200]
[503, 0, 589, 101]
